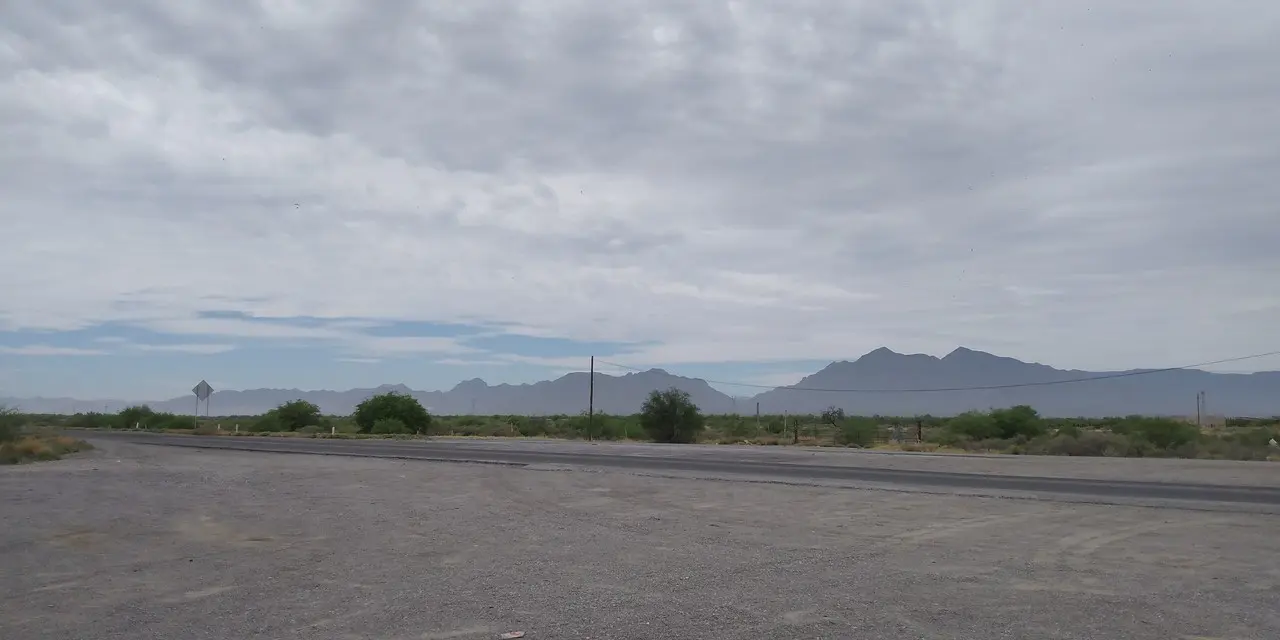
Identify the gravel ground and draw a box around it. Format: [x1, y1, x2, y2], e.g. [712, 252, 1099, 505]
[3, 442, 1278, 640]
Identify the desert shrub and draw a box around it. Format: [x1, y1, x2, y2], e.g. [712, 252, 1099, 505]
[580, 412, 606, 440]
[354, 392, 432, 435]
[150, 412, 194, 430]
[723, 417, 756, 441]
[946, 411, 1000, 440]
[272, 400, 322, 431]
[0, 435, 92, 464]
[117, 405, 156, 429]
[517, 416, 549, 437]
[1111, 416, 1200, 449]
[1220, 427, 1280, 448]
[370, 418, 409, 435]
[957, 437, 1016, 452]
[593, 415, 625, 440]
[1191, 436, 1274, 461]
[990, 405, 1045, 439]
[764, 418, 786, 435]
[550, 413, 617, 440]
[116, 405, 191, 430]
[250, 413, 284, 432]
[66, 412, 117, 430]
[1055, 423, 1082, 438]
[639, 388, 704, 443]
[544, 415, 583, 439]
[929, 428, 971, 447]
[1030, 432, 1113, 456]
[1024, 431, 1155, 457]
[820, 406, 845, 426]
[0, 405, 20, 442]
[835, 416, 878, 447]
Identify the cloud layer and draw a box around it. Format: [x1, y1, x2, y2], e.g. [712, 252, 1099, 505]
[2, 0, 1278, 396]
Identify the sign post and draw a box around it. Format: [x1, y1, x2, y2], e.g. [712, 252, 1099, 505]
[192, 380, 214, 429]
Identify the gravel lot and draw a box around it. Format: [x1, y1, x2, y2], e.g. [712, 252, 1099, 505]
[3, 442, 1278, 639]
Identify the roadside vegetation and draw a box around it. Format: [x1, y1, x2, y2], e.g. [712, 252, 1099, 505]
[0, 405, 94, 464]
[16, 392, 1280, 461]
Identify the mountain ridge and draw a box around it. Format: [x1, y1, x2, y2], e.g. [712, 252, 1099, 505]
[3, 347, 1277, 418]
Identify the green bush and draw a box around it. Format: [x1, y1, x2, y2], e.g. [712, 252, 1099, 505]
[1191, 436, 1274, 461]
[453, 416, 484, 428]
[118, 405, 156, 429]
[112, 406, 191, 430]
[1033, 431, 1165, 457]
[371, 418, 409, 435]
[593, 415, 626, 440]
[0, 405, 19, 442]
[946, 411, 1000, 440]
[723, 417, 756, 440]
[250, 413, 284, 432]
[66, 412, 117, 429]
[151, 412, 194, 430]
[928, 427, 969, 447]
[639, 388, 704, 443]
[970, 438, 1017, 452]
[354, 392, 432, 434]
[1221, 426, 1280, 448]
[1029, 432, 1119, 456]
[1113, 416, 1200, 449]
[552, 414, 590, 439]
[835, 416, 878, 447]
[517, 416, 549, 437]
[764, 418, 785, 435]
[990, 405, 1045, 439]
[270, 399, 322, 431]
[1055, 423, 1082, 438]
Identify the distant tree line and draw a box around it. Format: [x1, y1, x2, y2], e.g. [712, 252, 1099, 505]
[13, 390, 1280, 461]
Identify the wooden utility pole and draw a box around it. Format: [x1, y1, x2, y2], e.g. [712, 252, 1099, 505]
[587, 356, 595, 441]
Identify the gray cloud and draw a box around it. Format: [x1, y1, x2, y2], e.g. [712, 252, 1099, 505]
[1, 0, 1278, 375]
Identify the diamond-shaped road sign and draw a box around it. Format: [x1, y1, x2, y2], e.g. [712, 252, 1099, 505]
[192, 380, 214, 401]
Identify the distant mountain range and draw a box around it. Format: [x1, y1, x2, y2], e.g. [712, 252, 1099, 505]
[4, 347, 1278, 418]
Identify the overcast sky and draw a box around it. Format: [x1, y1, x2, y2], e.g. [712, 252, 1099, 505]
[2, 1, 1278, 400]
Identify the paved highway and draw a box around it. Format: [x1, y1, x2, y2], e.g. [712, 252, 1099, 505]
[82, 431, 1280, 506]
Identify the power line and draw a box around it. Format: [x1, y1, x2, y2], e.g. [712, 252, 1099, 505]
[593, 350, 1280, 394]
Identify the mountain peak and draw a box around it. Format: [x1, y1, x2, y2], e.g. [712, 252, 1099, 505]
[858, 347, 901, 361]
[450, 378, 489, 393]
[943, 346, 994, 360]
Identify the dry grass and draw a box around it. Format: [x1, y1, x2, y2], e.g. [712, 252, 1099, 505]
[0, 435, 94, 465]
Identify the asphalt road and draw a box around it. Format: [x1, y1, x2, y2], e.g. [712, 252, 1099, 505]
[82, 431, 1280, 507]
